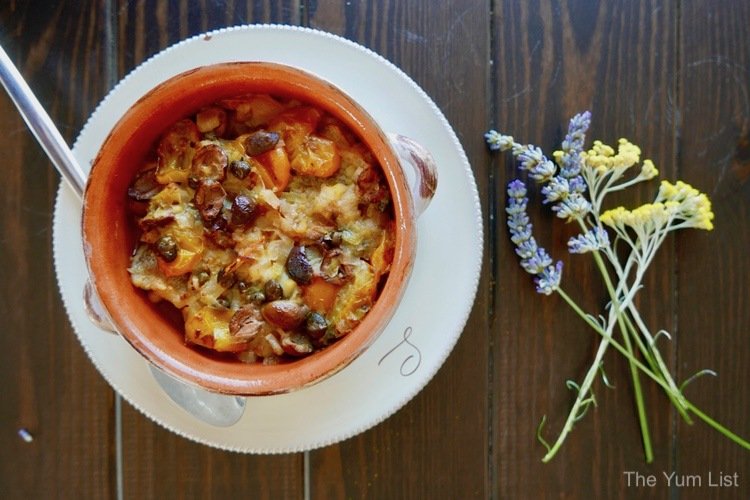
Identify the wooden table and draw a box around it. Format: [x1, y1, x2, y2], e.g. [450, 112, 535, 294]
[1, 1, 748, 498]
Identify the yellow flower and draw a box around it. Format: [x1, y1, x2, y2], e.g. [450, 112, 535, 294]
[640, 159, 658, 180]
[553, 150, 564, 165]
[655, 180, 715, 231]
[600, 206, 628, 227]
[583, 138, 642, 173]
[615, 138, 641, 168]
[657, 180, 677, 199]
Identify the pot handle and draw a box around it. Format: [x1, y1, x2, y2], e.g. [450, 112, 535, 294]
[83, 280, 117, 334]
[387, 133, 438, 217]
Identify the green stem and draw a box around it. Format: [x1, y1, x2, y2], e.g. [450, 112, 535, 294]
[541, 337, 610, 462]
[621, 310, 693, 424]
[557, 288, 750, 453]
[592, 250, 654, 463]
[559, 289, 666, 383]
[600, 233, 691, 420]
[684, 401, 750, 451]
[622, 227, 692, 417]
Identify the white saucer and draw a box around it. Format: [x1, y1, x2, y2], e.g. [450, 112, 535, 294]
[53, 25, 482, 453]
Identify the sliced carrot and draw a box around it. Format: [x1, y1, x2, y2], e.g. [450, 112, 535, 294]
[255, 146, 291, 192]
[302, 277, 340, 313]
[290, 136, 341, 178]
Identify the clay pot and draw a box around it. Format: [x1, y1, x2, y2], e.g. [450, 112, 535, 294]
[82, 62, 436, 395]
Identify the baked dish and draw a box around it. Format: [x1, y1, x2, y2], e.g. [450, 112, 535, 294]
[127, 93, 395, 363]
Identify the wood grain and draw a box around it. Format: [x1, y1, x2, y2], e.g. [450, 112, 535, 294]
[113, 2, 305, 499]
[2, 1, 750, 498]
[306, 1, 491, 498]
[116, 0, 301, 77]
[0, 2, 115, 499]
[675, 1, 750, 498]
[491, 1, 678, 497]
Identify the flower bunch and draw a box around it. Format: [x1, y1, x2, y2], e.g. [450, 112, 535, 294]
[486, 113, 747, 463]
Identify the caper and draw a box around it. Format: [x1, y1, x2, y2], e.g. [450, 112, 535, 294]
[155, 235, 178, 262]
[187, 176, 200, 189]
[264, 279, 284, 301]
[305, 311, 329, 339]
[281, 332, 314, 357]
[217, 297, 231, 308]
[237, 281, 249, 292]
[248, 291, 266, 304]
[229, 159, 251, 179]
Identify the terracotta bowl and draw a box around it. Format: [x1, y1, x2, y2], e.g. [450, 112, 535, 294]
[82, 62, 437, 396]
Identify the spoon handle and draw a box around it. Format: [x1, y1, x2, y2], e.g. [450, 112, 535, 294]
[0, 44, 87, 199]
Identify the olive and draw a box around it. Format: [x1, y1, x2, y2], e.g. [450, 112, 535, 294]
[191, 143, 228, 181]
[244, 130, 280, 156]
[261, 300, 310, 330]
[194, 179, 227, 222]
[137, 214, 174, 232]
[229, 304, 264, 340]
[229, 159, 252, 179]
[286, 245, 313, 285]
[264, 279, 284, 301]
[230, 195, 257, 226]
[127, 168, 161, 201]
[155, 235, 178, 262]
[305, 311, 329, 339]
[205, 216, 235, 249]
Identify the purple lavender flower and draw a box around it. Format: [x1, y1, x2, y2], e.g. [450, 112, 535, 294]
[551, 193, 591, 221]
[558, 111, 591, 179]
[535, 261, 563, 295]
[541, 177, 570, 204]
[517, 146, 557, 182]
[567, 227, 610, 254]
[484, 130, 514, 151]
[569, 176, 587, 194]
[506, 180, 563, 295]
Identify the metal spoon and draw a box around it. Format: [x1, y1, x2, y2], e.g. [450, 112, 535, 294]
[0, 43, 246, 427]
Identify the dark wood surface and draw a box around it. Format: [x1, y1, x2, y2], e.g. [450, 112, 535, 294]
[1, 1, 748, 498]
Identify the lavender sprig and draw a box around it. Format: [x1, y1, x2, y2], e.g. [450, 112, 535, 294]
[488, 125, 592, 223]
[506, 180, 563, 295]
[556, 111, 591, 178]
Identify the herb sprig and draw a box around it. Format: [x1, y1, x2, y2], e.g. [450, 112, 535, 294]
[486, 113, 748, 463]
